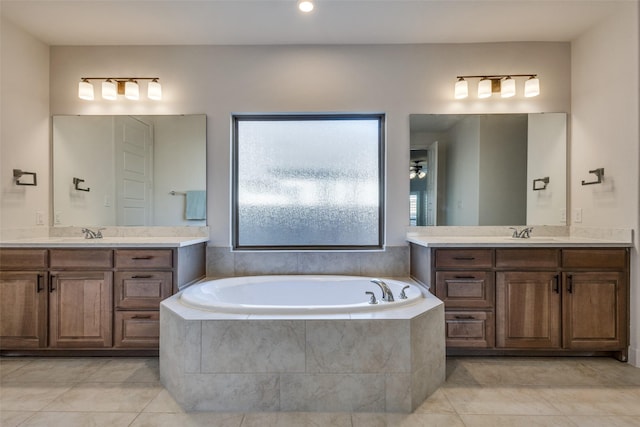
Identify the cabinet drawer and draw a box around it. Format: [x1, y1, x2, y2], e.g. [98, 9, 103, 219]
[435, 271, 494, 308]
[0, 249, 48, 269]
[562, 249, 627, 269]
[115, 250, 173, 269]
[114, 311, 159, 348]
[445, 311, 495, 348]
[50, 249, 113, 269]
[496, 248, 559, 269]
[115, 271, 173, 309]
[435, 249, 492, 269]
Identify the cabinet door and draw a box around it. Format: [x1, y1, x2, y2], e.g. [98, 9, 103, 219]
[49, 271, 113, 348]
[0, 272, 47, 349]
[496, 271, 561, 348]
[563, 272, 627, 350]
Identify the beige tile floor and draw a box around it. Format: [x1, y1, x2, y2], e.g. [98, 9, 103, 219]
[1, 356, 639, 426]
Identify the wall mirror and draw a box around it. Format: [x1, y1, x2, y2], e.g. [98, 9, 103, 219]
[53, 114, 206, 227]
[410, 113, 566, 226]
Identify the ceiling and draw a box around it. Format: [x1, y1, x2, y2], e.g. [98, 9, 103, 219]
[0, 0, 625, 46]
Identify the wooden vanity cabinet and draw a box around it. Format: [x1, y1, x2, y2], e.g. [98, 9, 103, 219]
[414, 244, 630, 360]
[49, 249, 114, 348]
[0, 243, 206, 355]
[562, 249, 628, 352]
[496, 271, 561, 348]
[113, 249, 173, 348]
[433, 249, 495, 348]
[0, 249, 48, 349]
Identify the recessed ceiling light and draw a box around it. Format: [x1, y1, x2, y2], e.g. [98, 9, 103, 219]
[297, 0, 314, 13]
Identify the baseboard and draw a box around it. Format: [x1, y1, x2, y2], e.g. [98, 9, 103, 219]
[629, 346, 640, 367]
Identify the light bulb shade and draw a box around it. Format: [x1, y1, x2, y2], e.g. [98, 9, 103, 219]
[409, 171, 417, 180]
[102, 80, 117, 100]
[477, 78, 492, 98]
[124, 80, 139, 100]
[524, 77, 540, 97]
[417, 170, 426, 179]
[78, 80, 94, 100]
[297, 0, 314, 12]
[501, 77, 516, 98]
[147, 80, 162, 100]
[454, 79, 468, 99]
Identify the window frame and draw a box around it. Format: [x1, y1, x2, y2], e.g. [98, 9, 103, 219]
[231, 113, 385, 251]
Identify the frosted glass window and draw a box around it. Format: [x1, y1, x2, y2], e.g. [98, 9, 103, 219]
[233, 114, 385, 250]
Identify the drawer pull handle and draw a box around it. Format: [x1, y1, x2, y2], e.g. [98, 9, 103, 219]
[453, 257, 475, 261]
[37, 274, 44, 293]
[553, 275, 560, 293]
[454, 315, 475, 320]
[454, 275, 476, 279]
[132, 256, 153, 260]
[49, 274, 56, 293]
[131, 275, 153, 279]
[132, 315, 153, 319]
[567, 274, 573, 293]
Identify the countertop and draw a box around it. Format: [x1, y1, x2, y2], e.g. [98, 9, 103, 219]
[0, 236, 209, 248]
[407, 235, 633, 248]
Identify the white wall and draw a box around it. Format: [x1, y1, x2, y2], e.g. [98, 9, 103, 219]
[571, 3, 639, 366]
[48, 42, 571, 246]
[0, 18, 50, 235]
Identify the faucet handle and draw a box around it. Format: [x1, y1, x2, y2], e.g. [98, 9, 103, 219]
[508, 227, 519, 238]
[96, 227, 106, 238]
[399, 285, 410, 300]
[365, 291, 378, 305]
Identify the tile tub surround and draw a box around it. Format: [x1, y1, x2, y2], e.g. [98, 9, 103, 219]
[159, 286, 445, 413]
[206, 245, 409, 278]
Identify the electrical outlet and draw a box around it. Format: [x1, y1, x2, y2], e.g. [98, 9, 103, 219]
[560, 209, 566, 223]
[35, 211, 44, 225]
[55, 212, 62, 225]
[573, 208, 583, 223]
[104, 195, 111, 207]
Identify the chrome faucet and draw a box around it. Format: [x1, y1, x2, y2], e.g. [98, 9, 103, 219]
[81, 227, 104, 239]
[509, 227, 533, 239]
[370, 279, 395, 302]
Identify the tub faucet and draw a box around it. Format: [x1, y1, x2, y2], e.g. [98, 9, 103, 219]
[81, 227, 104, 239]
[370, 279, 395, 302]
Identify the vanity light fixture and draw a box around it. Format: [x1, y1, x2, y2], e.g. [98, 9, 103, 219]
[454, 74, 539, 99]
[454, 77, 468, 99]
[297, 0, 314, 12]
[78, 78, 94, 100]
[78, 77, 162, 101]
[124, 80, 139, 100]
[524, 75, 540, 97]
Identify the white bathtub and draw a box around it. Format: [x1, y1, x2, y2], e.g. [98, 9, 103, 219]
[179, 275, 424, 315]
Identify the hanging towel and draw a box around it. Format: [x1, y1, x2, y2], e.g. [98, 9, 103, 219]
[185, 190, 206, 220]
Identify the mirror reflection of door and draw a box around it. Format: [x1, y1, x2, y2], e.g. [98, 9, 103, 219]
[410, 148, 436, 226]
[114, 116, 154, 226]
